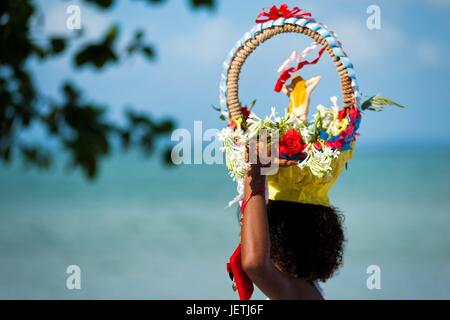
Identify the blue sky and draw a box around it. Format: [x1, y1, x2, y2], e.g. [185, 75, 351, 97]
[32, 0, 450, 147]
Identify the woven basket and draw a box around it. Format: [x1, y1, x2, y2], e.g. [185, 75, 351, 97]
[219, 18, 360, 122]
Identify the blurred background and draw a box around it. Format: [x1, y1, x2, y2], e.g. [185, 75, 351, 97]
[1, 0, 449, 299]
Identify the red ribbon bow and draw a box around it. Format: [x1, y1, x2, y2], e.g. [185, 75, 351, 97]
[256, 4, 311, 24]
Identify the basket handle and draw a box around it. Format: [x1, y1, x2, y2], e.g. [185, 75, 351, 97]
[225, 24, 355, 121]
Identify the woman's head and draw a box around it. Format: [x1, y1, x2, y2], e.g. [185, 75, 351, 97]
[267, 200, 345, 282]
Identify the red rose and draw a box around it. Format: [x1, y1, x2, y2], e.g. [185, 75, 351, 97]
[279, 129, 304, 157]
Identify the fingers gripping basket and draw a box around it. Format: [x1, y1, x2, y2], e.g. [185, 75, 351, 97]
[219, 18, 361, 121]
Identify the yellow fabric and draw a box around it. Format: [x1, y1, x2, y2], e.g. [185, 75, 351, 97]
[288, 75, 306, 114]
[268, 144, 355, 207]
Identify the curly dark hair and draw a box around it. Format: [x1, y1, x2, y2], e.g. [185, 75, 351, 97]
[266, 200, 345, 282]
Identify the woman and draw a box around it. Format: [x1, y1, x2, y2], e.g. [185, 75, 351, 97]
[233, 74, 347, 300]
[239, 155, 345, 300]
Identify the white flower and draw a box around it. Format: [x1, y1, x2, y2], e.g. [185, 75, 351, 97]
[330, 96, 339, 112]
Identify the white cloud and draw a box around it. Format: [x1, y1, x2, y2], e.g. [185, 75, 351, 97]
[325, 13, 449, 70]
[426, 0, 450, 8]
[416, 41, 446, 67]
[327, 17, 406, 66]
[166, 19, 238, 65]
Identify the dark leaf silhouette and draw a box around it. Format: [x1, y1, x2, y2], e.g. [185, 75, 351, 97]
[84, 0, 114, 9]
[0, 0, 215, 180]
[126, 30, 156, 62]
[141, 46, 156, 61]
[190, 0, 215, 9]
[49, 37, 66, 55]
[21, 146, 52, 169]
[74, 25, 119, 68]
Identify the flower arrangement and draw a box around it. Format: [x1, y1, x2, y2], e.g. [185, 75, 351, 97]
[217, 94, 403, 206]
[219, 96, 358, 179]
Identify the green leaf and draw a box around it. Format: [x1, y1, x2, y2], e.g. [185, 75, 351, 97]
[361, 94, 405, 112]
[105, 25, 119, 44]
[211, 104, 221, 112]
[247, 99, 257, 111]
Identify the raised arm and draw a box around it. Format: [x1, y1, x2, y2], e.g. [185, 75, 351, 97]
[240, 164, 323, 300]
[305, 75, 321, 93]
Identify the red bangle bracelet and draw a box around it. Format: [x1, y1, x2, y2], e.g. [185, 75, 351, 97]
[240, 186, 266, 215]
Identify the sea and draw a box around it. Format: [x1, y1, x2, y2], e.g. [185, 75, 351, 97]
[0, 147, 449, 299]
